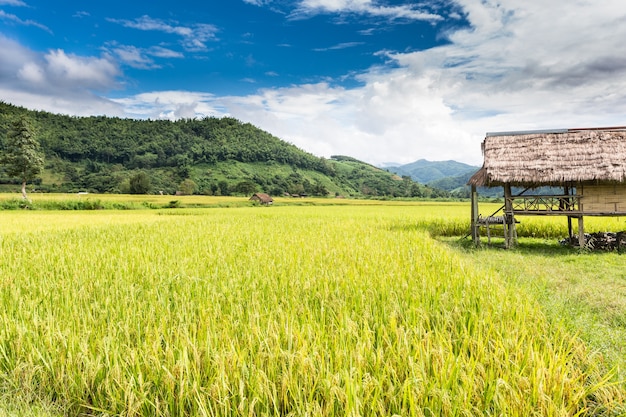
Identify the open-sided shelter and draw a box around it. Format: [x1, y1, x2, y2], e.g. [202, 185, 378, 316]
[468, 127, 626, 247]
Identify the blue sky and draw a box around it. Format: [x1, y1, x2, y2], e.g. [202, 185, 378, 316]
[2, 1, 626, 165]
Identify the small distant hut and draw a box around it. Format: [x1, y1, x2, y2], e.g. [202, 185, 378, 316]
[249, 193, 273, 205]
[468, 127, 626, 248]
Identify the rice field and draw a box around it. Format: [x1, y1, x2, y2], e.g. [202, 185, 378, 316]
[0, 199, 625, 416]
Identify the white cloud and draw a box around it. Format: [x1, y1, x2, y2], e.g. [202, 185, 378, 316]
[0, 9, 52, 32]
[0, 34, 35, 75]
[215, 78, 477, 164]
[242, 0, 270, 5]
[109, 45, 158, 69]
[17, 61, 44, 83]
[107, 15, 219, 52]
[0, 87, 124, 116]
[73, 11, 90, 18]
[428, 0, 626, 128]
[0, 0, 27, 5]
[292, 0, 443, 21]
[150, 46, 184, 59]
[109, 15, 190, 35]
[44, 49, 119, 90]
[111, 91, 225, 120]
[0, 34, 123, 115]
[313, 41, 364, 51]
[105, 44, 183, 69]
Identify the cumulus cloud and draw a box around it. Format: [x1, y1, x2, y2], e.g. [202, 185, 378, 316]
[110, 91, 225, 120]
[425, 0, 626, 128]
[0, 86, 125, 116]
[107, 15, 219, 52]
[17, 61, 45, 83]
[0, 34, 34, 76]
[3, 40, 120, 94]
[42, 49, 119, 90]
[215, 78, 475, 164]
[0, 34, 123, 115]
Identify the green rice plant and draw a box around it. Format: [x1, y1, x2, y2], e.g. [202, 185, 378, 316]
[0, 205, 623, 416]
[0, 210, 171, 235]
[453, 235, 626, 386]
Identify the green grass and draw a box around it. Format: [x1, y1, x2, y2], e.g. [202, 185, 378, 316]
[0, 203, 624, 415]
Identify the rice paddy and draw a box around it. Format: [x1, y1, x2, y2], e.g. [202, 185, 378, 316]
[0, 197, 624, 416]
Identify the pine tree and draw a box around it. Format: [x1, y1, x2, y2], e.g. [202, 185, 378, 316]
[1, 117, 44, 200]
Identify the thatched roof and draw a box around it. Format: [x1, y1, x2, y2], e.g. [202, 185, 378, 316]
[249, 193, 273, 204]
[468, 127, 626, 187]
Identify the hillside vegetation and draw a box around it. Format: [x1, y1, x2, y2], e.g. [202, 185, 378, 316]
[0, 102, 445, 198]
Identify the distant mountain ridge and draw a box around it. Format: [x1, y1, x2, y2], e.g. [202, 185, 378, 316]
[384, 159, 480, 184]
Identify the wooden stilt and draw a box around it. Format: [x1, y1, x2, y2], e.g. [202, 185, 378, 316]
[503, 184, 517, 248]
[564, 185, 573, 240]
[568, 217, 573, 240]
[578, 216, 585, 248]
[471, 185, 480, 245]
[511, 213, 518, 243]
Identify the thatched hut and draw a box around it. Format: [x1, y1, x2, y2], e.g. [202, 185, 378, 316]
[468, 127, 626, 247]
[249, 193, 273, 205]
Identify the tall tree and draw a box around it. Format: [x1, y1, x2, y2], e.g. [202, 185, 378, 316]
[1, 117, 44, 199]
[129, 171, 151, 194]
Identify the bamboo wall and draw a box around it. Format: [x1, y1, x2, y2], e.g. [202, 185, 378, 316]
[578, 184, 626, 213]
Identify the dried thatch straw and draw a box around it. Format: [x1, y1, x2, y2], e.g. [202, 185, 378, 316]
[468, 128, 626, 187]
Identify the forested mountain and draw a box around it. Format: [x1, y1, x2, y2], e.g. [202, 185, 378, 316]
[426, 171, 501, 198]
[386, 159, 479, 184]
[0, 102, 447, 198]
[427, 170, 562, 198]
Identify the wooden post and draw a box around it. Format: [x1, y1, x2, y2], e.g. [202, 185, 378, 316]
[578, 216, 585, 248]
[503, 184, 517, 248]
[568, 217, 573, 240]
[471, 185, 480, 245]
[564, 185, 573, 240]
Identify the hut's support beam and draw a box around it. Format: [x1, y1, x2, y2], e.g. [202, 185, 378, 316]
[578, 216, 585, 248]
[503, 184, 517, 248]
[564, 185, 574, 240]
[568, 216, 573, 240]
[471, 185, 480, 245]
